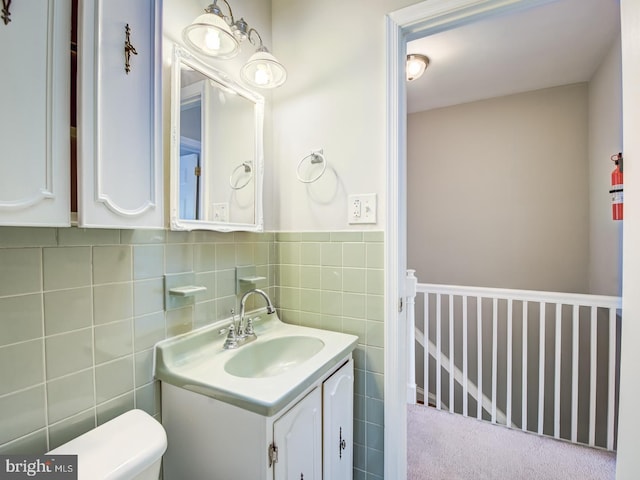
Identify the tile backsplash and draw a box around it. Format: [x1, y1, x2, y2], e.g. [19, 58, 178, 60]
[0, 227, 384, 479]
[274, 232, 385, 480]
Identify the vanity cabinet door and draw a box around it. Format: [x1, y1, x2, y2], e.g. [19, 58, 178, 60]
[273, 387, 322, 480]
[323, 359, 354, 480]
[77, 0, 163, 228]
[0, 0, 71, 226]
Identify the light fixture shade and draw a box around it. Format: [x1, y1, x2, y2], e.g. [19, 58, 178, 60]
[182, 13, 239, 59]
[406, 54, 429, 81]
[240, 50, 287, 89]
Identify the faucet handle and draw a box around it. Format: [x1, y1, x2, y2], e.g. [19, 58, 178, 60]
[245, 317, 259, 336]
[222, 323, 238, 349]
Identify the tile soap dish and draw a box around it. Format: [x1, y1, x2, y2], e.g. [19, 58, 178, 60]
[236, 265, 266, 295]
[169, 285, 207, 297]
[165, 273, 207, 310]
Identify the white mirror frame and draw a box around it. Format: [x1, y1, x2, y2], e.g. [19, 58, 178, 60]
[170, 45, 265, 232]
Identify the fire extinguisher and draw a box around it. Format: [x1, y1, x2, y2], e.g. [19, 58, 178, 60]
[610, 152, 623, 221]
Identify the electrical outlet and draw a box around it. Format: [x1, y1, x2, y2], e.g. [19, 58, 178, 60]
[353, 199, 362, 218]
[212, 203, 229, 222]
[348, 194, 377, 224]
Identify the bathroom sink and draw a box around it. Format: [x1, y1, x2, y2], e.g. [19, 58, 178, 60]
[224, 335, 325, 378]
[154, 313, 357, 416]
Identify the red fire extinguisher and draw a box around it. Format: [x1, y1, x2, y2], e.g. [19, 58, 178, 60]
[610, 152, 623, 221]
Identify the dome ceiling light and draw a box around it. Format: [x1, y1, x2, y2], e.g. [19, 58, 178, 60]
[406, 54, 430, 82]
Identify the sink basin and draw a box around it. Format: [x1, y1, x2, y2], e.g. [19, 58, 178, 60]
[224, 336, 325, 378]
[154, 313, 358, 416]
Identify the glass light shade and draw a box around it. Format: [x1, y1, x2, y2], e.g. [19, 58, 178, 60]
[182, 13, 239, 59]
[406, 54, 429, 81]
[240, 50, 287, 89]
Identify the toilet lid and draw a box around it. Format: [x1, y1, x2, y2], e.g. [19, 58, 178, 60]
[47, 409, 167, 479]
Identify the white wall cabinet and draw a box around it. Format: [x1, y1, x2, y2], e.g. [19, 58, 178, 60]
[0, 0, 163, 229]
[77, 0, 163, 228]
[0, 0, 71, 227]
[161, 357, 354, 480]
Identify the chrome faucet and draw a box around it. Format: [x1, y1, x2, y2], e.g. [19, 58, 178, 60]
[239, 288, 276, 331]
[222, 289, 276, 350]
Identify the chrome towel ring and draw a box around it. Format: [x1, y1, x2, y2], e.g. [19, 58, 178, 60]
[296, 149, 327, 183]
[229, 161, 253, 190]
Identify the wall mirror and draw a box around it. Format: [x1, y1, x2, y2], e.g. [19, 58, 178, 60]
[170, 46, 264, 232]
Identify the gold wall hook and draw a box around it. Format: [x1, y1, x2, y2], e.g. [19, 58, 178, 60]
[2, 0, 12, 25]
[124, 23, 138, 74]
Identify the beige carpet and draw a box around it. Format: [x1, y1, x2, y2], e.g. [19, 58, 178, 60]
[407, 404, 616, 480]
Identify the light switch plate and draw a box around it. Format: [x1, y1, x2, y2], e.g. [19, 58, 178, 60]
[348, 194, 377, 224]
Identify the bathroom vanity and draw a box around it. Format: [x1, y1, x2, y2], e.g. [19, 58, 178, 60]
[155, 313, 357, 479]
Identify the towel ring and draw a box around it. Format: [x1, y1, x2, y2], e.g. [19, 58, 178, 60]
[229, 161, 253, 190]
[296, 150, 327, 183]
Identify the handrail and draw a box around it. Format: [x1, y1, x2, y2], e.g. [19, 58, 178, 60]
[408, 275, 621, 451]
[416, 283, 621, 309]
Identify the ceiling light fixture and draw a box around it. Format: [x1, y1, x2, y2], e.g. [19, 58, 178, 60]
[406, 54, 430, 82]
[182, 0, 287, 89]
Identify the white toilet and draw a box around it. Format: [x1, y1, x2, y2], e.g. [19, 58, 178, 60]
[47, 409, 167, 480]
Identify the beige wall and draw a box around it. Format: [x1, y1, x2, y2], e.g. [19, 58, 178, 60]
[408, 83, 590, 294]
[588, 36, 623, 296]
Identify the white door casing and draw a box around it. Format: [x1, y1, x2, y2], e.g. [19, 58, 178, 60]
[384, 1, 571, 479]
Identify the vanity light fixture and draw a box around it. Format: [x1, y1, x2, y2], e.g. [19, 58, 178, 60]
[240, 29, 287, 89]
[182, 1, 239, 59]
[182, 0, 287, 89]
[406, 53, 429, 81]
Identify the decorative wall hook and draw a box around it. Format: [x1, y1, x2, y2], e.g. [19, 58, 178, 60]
[2, 0, 12, 25]
[124, 24, 138, 74]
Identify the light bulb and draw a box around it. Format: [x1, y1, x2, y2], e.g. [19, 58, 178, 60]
[204, 28, 221, 51]
[407, 61, 422, 77]
[254, 65, 271, 86]
[406, 54, 429, 81]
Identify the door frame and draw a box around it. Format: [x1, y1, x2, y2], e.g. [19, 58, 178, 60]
[384, 1, 578, 478]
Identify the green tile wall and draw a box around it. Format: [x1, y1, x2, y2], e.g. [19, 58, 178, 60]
[274, 231, 385, 480]
[0, 227, 275, 454]
[0, 227, 385, 480]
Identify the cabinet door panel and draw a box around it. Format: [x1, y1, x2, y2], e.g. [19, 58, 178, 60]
[273, 388, 322, 480]
[0, 0, 70, 226]
[323, 359, 354, 480]
[78, 0, 162, 228]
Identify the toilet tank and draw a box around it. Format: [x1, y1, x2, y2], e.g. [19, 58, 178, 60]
[47, 409, 167, 480]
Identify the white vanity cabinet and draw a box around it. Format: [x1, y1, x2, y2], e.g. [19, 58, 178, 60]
[161, 357, 354, 480]
[0, 0, 71, 227]
[77, 0, 163, 228]
[273, 387, 322, 480]
[323, 359, 355, 480]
